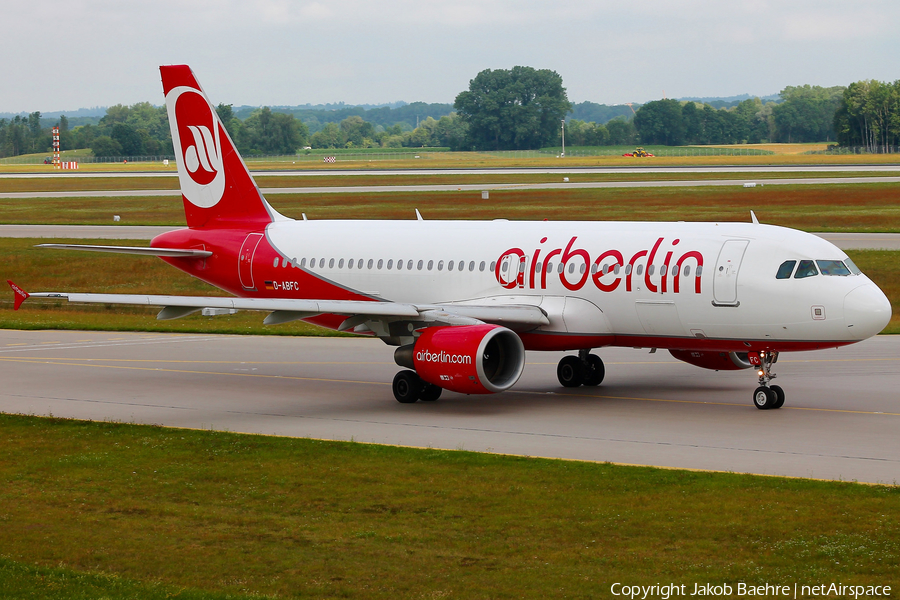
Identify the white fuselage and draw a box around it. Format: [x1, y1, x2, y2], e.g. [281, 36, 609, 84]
[264, 218, 891, 348]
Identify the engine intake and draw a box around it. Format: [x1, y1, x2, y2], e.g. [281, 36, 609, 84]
[395, 324, 525, 394]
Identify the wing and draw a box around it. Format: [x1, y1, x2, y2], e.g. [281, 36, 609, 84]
[9, 283, 549, 333]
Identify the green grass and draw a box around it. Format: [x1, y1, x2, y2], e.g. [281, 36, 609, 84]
[2, 183, 900, 232]
[0, 414, 898, 599]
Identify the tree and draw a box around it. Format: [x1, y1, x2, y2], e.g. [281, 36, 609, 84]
[772, 85, 845, 143]
[454, 66, 572, 150]
[633, 99, 685, 145]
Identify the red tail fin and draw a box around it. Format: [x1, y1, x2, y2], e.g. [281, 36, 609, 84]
[161, 65, 277, 230]
[7, 280, 29, 310]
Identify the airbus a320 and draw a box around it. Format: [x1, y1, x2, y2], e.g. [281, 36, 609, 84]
[8, 65, 892, 409]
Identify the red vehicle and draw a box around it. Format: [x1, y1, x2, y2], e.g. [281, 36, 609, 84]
[623, 147, 654, 157]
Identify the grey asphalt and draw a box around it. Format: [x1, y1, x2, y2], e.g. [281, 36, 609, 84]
[2, 224, 899, 250]
[1, 329, 897, 484]
[3, 165, 900, 178]
[2, 176, 900, 199]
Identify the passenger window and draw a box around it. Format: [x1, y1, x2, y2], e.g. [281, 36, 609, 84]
[479, 261, 485, 272]
[417, 260, 423, 270]
[696, 265, 703, 276]
[367, 259, 374, 269]
[320, 258, 326, 268]
[469, 261, 475, 272]
[407, 260, 413, 270]
[794, 260, 818, 279]
[776, 260, 796, 279]
[546, 262, 553, 273]
[427, 260, 433, 270]
[438, 260, 444, 271]
[300, 258, 307, 268]
[648, 265, 655, 276]
[558, 263, 564, 274]
[636, 265, 643, 276]
[490, 261, 496, 272]
[816, 260, 851, 276]
[377, 259, 384, 269]
[338, 258, 344, 268]
[348, 259, 354, 269]
[329, 258, 334, 268]
[387, 259, 394, 269]
[683, 265, 690, 277]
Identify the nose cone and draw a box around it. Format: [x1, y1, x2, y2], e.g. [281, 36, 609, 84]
[844, 282, 892, 340]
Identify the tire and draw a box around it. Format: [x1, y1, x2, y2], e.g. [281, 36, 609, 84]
[393, 371, 422, 403]
[557, 355, 585, 388]
[770, 385, 785, 409]
[419, 383, 443, 402]
[583, 354, 605, 386]
[753, 386, 776, 410]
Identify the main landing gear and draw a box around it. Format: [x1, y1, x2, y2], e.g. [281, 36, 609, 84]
[557, 349, 605, 388]
[751, 350, 784, 410]
[392, 370, 443, 403]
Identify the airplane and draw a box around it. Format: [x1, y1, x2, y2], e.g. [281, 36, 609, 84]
[8, 65, 892, 409]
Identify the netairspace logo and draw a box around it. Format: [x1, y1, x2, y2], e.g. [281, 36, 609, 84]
[416, 349, 473, 365]
[609, 582, 892, 600]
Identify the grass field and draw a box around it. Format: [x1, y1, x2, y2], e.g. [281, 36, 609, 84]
[0, 415, 897, 599]
[2, 183, 900, 232]
[2, 145, 900, 173]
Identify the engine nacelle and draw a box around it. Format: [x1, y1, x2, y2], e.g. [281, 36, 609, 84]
[669, 349, 753, 371]
[396, 324, 525, 394]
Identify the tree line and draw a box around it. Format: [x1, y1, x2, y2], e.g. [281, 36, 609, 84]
[3, 71, 899, 160]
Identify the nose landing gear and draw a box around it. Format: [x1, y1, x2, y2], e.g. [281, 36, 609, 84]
[750, 351, 784, 409]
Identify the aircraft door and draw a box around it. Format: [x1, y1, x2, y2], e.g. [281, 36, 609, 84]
[713, 239, 749, 306]
[238, 233, 264, 290]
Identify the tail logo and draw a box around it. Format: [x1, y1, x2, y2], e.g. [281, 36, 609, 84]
[165, 86, 226, 208]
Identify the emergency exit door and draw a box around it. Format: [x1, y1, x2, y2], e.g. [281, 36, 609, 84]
[238, 233, 264, 290]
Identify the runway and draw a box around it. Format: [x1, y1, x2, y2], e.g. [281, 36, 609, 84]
[2, 176, 900, 199]
[3, 164, 900, 178]
[1, 329, 897, 484]
[2, 224, 899, 249]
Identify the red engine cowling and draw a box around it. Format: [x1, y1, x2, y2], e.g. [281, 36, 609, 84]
[409, 324, 526, 394]
[669, 349, 753, 371]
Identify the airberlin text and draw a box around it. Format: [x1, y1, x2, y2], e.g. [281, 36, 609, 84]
[610, 582, 891, 599]
[416, 349, 473, 365]
[495, 236, 704, 294]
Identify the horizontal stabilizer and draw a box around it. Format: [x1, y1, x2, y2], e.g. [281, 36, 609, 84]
[37, 244, 213, 258]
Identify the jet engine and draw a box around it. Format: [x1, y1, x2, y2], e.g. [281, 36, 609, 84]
[395, 324, 525, 394]
[669, 349, 753, 371]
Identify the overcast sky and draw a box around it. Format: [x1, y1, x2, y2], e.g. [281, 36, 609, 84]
[2, 0, 898, 113]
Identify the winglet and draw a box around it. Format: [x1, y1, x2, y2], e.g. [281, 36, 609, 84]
[7, 280, 29, 310]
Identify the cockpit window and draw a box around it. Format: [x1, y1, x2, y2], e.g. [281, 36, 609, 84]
[794, 260, 818, 279]
[776, 260, 796, 279]
[844, 258, 862, 275]
[816, 260, 852, 276]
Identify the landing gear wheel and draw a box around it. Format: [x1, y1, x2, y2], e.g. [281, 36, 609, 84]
[557, 355, 585, 388]
[583, 354, 605, 386]
[393, 370, 422, 403]
[753, 386, 777, 410]
[770, 385, 785, 409]
[419, 383, 443, 402]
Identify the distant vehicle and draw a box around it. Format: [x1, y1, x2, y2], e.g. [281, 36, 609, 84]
[623, 147, 654, 158]
[43, 157, 52, 164]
